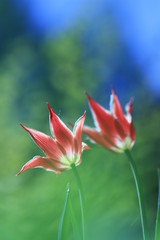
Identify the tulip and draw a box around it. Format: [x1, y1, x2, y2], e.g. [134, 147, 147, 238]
[84, 90, 149, 240]
[17, 103, 89, 176]
[83, 89, 136, 153]
[17, 103, 89, 240]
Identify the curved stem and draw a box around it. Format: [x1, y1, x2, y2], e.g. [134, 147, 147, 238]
[58, 184, 70, 240]
[71, 164, 86, 240]
[125, 149, 148, 240]
[155, 169, 160, 240]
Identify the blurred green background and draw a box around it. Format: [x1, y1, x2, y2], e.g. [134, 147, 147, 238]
[0, 0, 160, 239]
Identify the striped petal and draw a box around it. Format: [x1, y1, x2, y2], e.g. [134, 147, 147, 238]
[83, 126, 115, 151]
[47, 103, 74, 156]
[125, 99, 136, 143]
[125, 98, 133, 118]
[17, 156, 65, 175]
[125, 98, 133, 123]
[73, 111, 86, 154]
[20, 124, 63, 160]
[86, 93, 125, 140]
[130, 123, 136, 143]
[110, 89, 125, 121]
[85, 90, 136, 152]
[110, 89, 131, 136]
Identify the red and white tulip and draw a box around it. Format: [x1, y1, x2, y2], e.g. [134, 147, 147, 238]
[17, 103, 89, 175]
[83, 90, 136, 153]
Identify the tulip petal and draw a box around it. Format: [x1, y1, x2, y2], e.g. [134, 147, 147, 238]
[125, 99, 136, 144]
[125, 98, 134, 123]
[17, 156, 64, 175]
[111, 90, 132, 136]
[86, 93, 125, 140]
[110, 89, 125, 122]
[82, 142, 91, 151]
[126, 98, 133, 115]
[85, 91, 136, 152]
[83, 126, 114, 150]
[73, 111, 86, 154]
[130, 123, 136, 143]
[47, 103, 74, 156]
[20, 124, 63, 160]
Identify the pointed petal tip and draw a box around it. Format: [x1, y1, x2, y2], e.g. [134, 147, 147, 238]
[47, 102, 57, 118]
[85, 93, 94, 105]
[129, 97, 134, 109]
[78, 110, 86, 122]
[111, 87, 116, 95]
[47, 102, 50, 108]
[85, 92, 90, 99]
[47, 102, 52, 113]
[125, 97, 134, 116]
[83, 110, 86, 117]
[130, 97, 134, 104]
[86, 145, 91, 150]
[20, 123, 28, 132]
[16, 168, 23, 176]
[82, 142, 91, 151]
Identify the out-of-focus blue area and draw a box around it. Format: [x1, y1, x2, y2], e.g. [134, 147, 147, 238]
[110, 1, 160, 96]
[14, 0, 160, 97]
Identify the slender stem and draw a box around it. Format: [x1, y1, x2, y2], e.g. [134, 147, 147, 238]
[155, 169, 160, 240]
[125, 149, 148, 240]
[71, 164, 86, 240]
[69, 194, 81, 240]
[58, 184, 70, 240]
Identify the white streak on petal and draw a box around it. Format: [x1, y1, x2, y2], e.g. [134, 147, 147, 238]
[109, 93, 114, 115]
[88, 101, 101, 132]
[125, 99, 133, 123]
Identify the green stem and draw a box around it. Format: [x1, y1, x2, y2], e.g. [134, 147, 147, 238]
[58, 184, 70, 240]
[155, 169, 160, 240]
[71, 164, 86, 240]
[125, 149, 148, 240]
[69, 194, 81, 240]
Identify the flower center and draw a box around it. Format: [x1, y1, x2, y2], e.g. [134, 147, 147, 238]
[112, 136, 134, 153]
[60, 153, 80, 168]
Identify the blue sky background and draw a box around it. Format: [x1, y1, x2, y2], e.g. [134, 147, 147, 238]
[14, 0, 160, 97]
